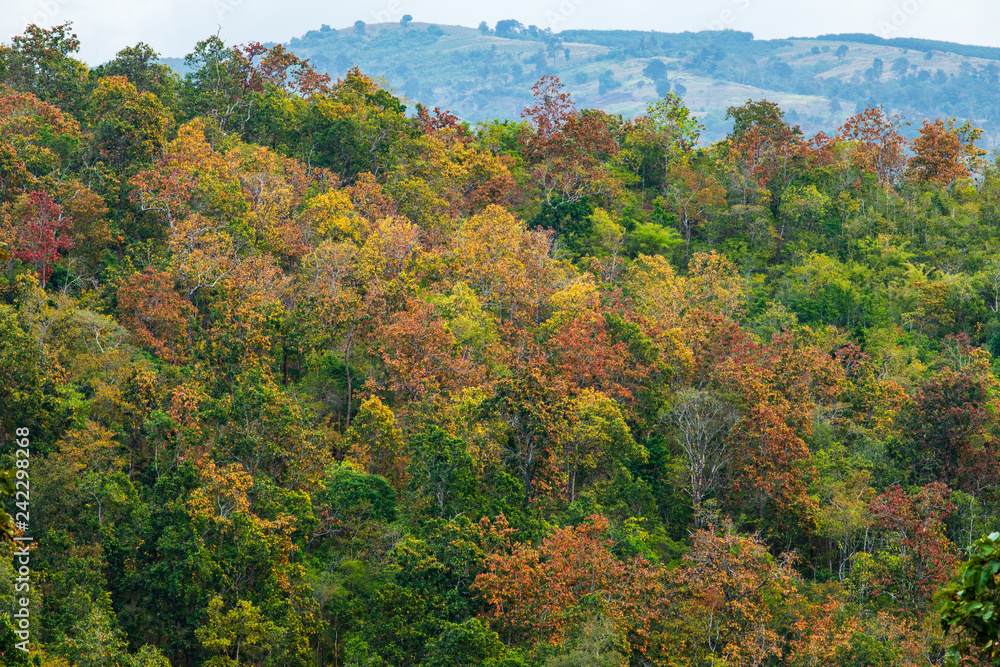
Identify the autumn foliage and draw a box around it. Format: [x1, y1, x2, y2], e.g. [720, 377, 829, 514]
[1, 22, 997, 667]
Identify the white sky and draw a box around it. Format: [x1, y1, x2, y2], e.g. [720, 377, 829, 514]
[2, 0, 999, 66]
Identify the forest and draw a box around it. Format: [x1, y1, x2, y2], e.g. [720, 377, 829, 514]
[4, 19, 1000, 667]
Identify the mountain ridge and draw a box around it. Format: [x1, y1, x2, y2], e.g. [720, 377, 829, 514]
[161, 22, 1000, 146]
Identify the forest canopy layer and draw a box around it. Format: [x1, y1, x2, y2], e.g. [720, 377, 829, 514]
[3, 21, 1000, 667]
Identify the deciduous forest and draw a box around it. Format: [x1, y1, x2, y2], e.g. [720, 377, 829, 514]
[4, 20, 1000, 667]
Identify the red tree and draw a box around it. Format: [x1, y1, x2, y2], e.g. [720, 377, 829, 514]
[4, 190, 74, 286]
[869, 482, 957, 610]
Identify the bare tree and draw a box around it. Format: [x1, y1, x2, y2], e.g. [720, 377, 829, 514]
[669, 389, 739, 527]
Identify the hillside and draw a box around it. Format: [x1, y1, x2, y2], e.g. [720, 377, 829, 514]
[8, 20, 1000, 667]
[273, 22, 1000, 145]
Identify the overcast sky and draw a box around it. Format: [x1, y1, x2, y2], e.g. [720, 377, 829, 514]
[2, 0, 999, 66]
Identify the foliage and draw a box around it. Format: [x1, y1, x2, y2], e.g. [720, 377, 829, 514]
[940, 531, 1000, 666]
[1, 23, 998, 667]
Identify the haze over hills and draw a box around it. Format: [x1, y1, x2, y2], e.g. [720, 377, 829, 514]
[169, 20, 1000, 146]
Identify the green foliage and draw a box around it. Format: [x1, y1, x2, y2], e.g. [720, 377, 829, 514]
[420, 619, 509, 667]
[316, 462, 398, 525]
[940, 532, 1000, 665]
[407, 427, 480, 519]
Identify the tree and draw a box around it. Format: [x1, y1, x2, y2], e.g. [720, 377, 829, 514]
[478, 21, 492, 35]
[670, 523, 800, 665]
[474, 514, 665, 653]
[727, 403, 815, 527]
[372, 297, 478, 402]
[663, 158, 726, 263]
[643, 59, 668, 81]
[0, 23, 89, 113]
[347, 397, 407, 491]
[495, 20, 525, 38]
[355, 20, 367, 36]
[900, 342, 999, 492]
[2, 189, 74, 287]
[483, 359, 570, 507]
[776, 184, 830, 260]
[669, 389, 739, 526]
[0, 89, 82, 196]
[314, 461, 398, 537]
[93, 42, 176, 98]
[453, 204, 556, 327]
[407, 427, 479, 519]
[868, 482, 957, 610]
[550, 311, 632, 400]
[521, 77, 620, 206]
[303, 68, 411, 181]
[562, 390, 645, 502]
[90, 75, 171, 169]
[182, 37, 329, 134]
[727, 99, 798, 142]
[723, 99, 807, 205]
[891, 57, 910, 77]
[939, 531, 1000, 666]
[837, 105, 909, 185]
[129, 118, 247, 231]
[866, 57, 884, 82]
[521, 75, 574, 149]
[909, 118, 985, 185]
[421, 619, 510, 667]
[196, 596, 281, 666]
[400, 14, 413, 27]
[626, 94, 702, 198]
[116, 268, 194, 363]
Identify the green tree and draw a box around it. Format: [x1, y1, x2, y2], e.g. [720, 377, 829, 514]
[940, 531, 1000, 666]
[420, 619, 510, 667]
[92, 42, 177, 101]
[0, 304, 47, 449]
[0, 23, 89, 114]
[407, 427, 480, 519]
[90, 75, 171, 169]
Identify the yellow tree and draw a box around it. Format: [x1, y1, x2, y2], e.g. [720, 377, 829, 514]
[346, 396, 407, 491]
[562, 389, 645, 502]
[196, 596, 281, 667]
[453, 204, 558, 327]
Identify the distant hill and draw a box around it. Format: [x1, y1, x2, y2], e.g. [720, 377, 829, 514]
[171, 22, 1000, 147]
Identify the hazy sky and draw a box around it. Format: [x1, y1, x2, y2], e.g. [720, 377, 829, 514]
[3, 0, 999, 66]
